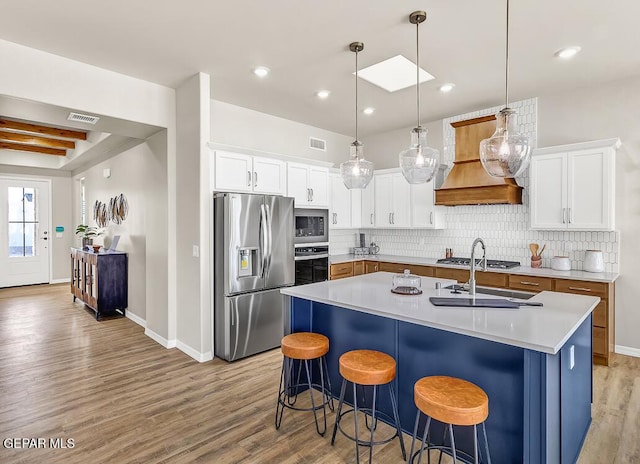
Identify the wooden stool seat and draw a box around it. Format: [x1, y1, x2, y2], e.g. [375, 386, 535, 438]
[339, 349, 396, 386]
[414, 375, 488, 426]
[281, 332, 329, 360]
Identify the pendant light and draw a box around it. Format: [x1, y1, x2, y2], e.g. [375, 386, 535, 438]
[479, 0, 531, 178]
[340, 42, 374, 189]
[399, 11, 440, 184]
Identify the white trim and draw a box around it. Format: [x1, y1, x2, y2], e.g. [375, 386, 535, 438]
[615, 345, 640, 358]
[177, 341, 213, 363]
[533, 138, 621, 156]
[207, 142, 334, 168]
[50, 278, 70, 284]
[126, 311, 146, 328]
[144, 328, 177, 349]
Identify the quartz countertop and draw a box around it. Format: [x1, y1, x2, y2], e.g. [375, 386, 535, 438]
[281, 272, 600, 354]
[329, 253, 619, 283]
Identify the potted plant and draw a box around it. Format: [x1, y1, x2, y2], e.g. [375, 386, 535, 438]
[75, 224, 104, 250]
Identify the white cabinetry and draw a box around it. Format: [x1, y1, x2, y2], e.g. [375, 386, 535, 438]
[328, 174, 361, 229]
[213, 150, 286, 195]
[287, 162, 328, 207]
[374, 172, 411, 228]
[411, 181, 445, 229]
[530, 138, 619, 231]
[361, 177, 375, 228]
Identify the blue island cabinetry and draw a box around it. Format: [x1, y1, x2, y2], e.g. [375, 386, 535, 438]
[290, 295, 593, 464]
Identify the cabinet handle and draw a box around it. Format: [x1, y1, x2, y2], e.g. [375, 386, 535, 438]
[310, 188, 314, 201]
[370, 213, 374, 225]
[568, 286, 592, 292]
[519, 281, 540, 286]
[254, 171, 258, 187]
[430, 212, 433, 224]
[562, 208, 566, 224]
[247, 171, 251, 187]
[333, 212, 337, 224]
[568, 207, 573, 224]
[307, 188, 311, 202]
[388, 213, 392, 224]
[392, 212, 395, 224]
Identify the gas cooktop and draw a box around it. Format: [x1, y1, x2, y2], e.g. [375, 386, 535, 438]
[436, 257, 521, 269]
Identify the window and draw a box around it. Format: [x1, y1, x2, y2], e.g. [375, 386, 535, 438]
[8, 187, 38, 257]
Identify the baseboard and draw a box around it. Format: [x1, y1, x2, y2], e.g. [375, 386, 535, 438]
[144, 328, 177, 349]
[126, 311, 146, 328]
[176, 341, 213, 363]
[615, 345, 640, 358]
[50, 278, 70, 284]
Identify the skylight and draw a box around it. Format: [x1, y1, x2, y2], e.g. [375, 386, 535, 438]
[356, 55, 435, 93]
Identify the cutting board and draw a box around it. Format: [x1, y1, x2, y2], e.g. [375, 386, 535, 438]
[429, 297, 541, 308]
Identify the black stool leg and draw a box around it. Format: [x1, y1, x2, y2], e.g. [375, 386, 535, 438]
[482, 422, 491, 464]
[275, 356, 288, 429]
[353, 381, 360, 464]
[322, 355, 335, 411]
[409, 410, 420, 463]
[304, 358, 326, 436]
[473, 424, 479, 464]
[448, 424, 457, 463]
[388, 382, 407, 460]
[368, 385, 377, 463]
[331, 379, 347, 445]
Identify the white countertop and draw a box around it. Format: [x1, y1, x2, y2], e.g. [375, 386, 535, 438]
[329, 253, 619, 283]
[281, 272, 600, 354]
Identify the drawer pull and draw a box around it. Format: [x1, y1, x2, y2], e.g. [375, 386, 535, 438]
[519, 281, 540, 286]
[568, 286, 591, 292]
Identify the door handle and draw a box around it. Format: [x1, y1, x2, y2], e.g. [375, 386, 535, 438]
[260, 204, 268, 278]
[42, 237, 48, 241]
[254, 171, 258, 187]
[247, 171, 251, 187]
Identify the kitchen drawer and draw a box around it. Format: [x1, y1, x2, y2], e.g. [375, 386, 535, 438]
[554, 279, 608, 299]
[476, 271, 508, 288]
[330, 262, 353, 280]
[353, 261, 364, 276]
[364, 261, 379, 273]
[435, 267, 469, 283]
[409, 265, 435, 277]
[593, 326, 607, 356]
[592, 300, 607, 327]
[508, 275, 553, 292]
[378, 262, 410, 274]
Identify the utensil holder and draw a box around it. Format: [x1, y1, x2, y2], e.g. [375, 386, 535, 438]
[531, 256, 542, 268]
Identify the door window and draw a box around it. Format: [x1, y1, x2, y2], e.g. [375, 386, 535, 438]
[7, 187, 38, 257]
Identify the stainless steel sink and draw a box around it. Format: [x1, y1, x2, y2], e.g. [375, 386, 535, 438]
[445, 284, 535, 300]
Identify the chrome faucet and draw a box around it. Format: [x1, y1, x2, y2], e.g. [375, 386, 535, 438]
[469, 238, 487, 296]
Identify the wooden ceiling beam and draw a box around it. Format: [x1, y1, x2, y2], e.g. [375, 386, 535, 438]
[0, 130, 75, 149]
[0, 141, 67, 156]
[0, 118, 87, 140]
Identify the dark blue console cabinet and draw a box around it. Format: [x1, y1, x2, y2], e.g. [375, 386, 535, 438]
[290, 297, 592, 463]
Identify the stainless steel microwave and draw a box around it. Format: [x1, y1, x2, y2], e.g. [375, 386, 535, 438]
[294, 208, 329, 244]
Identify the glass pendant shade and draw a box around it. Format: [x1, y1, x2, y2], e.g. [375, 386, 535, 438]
[479, 107, 531, 178]
[340, 141, 374, 189]
[399, 127, 440, 184]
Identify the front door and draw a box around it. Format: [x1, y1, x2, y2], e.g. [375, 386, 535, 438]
[0, 179, 50, 287]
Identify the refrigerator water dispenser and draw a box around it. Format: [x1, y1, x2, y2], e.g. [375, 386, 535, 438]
[238, 248, 256, 277]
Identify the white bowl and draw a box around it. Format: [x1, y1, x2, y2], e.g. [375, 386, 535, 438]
[551, 256, 571, 271]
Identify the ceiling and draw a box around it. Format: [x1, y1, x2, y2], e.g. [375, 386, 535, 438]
[1, 0, 639, 137]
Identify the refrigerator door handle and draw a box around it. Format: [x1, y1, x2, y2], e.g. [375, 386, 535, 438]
[260, 204, 268, 278]
[265, 203, 273, 277]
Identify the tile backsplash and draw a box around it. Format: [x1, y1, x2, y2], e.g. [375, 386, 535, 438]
[329, 98, 620, 273]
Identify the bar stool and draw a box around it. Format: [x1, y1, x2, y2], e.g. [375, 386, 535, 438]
[275, 332, 333, 436]
[331, 349, 406, 463]
[409, 375, 491, 464]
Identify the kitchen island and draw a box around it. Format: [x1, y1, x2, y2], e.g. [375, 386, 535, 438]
[281, 272, 600, 463]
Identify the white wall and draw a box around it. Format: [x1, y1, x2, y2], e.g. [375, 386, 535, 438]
[211, 100, 351, 165]
[0, 165, 72, 282]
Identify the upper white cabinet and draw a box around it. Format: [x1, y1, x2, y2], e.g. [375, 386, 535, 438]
[361, 177, 375, 228]
[374, 172, 411, 228]
[411, 181, 445, 229]
[328, 173, 362, 229]
[287, 162, 328, 207]
[530, 138, 620, 231]
[213, 150, 286, 195]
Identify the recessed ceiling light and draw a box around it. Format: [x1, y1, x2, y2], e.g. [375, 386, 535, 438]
[554, 46, 582, 59]
[439, 83, 455, 93]
[316, 90, 330, 99]
[356, 55, 435, 93]
[363, 107, 375, 115]
[253, 66, 270, 78]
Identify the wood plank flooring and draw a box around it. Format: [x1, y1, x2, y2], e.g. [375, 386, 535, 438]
[0, 284, 638, 463]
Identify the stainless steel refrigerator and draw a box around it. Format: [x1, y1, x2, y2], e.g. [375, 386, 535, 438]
[213, 193, 294, 361]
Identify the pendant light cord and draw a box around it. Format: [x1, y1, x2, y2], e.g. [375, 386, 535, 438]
[355, 48, 359, 143]
[416, 19, 421, 127]
[505, 0, 510, 108]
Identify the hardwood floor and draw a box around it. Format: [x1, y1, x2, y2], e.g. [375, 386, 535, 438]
[0, 284, 638, 463]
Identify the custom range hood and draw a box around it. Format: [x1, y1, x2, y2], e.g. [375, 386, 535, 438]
[435, 115, 523, 205]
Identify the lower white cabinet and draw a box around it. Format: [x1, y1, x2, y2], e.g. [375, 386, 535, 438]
[530, 138, 619, 231]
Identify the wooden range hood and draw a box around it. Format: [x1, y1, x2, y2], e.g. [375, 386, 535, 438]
[435, 115, 523, 205]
